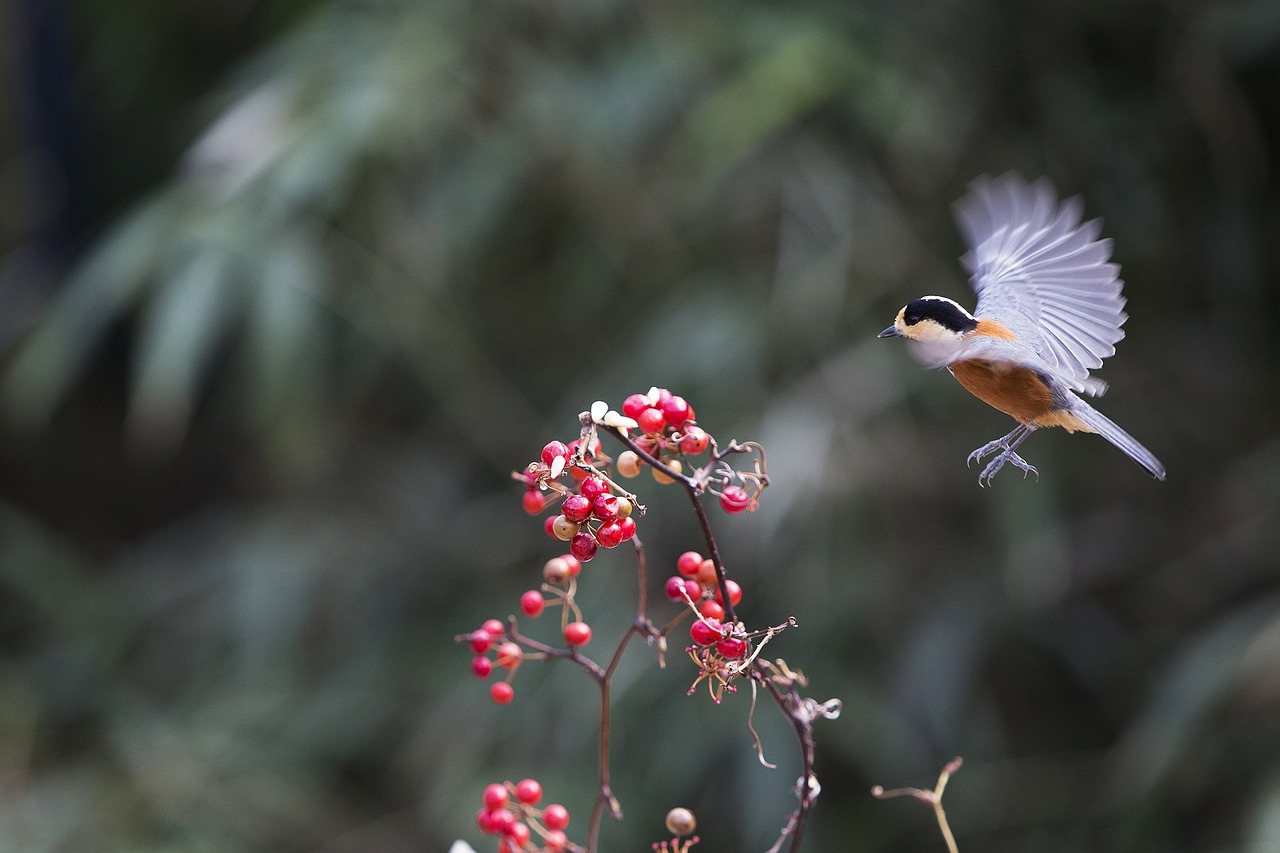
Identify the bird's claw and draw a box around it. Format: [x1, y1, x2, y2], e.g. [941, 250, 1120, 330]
[977, 449, 1038, 487]
[967, 438, 1010, 468]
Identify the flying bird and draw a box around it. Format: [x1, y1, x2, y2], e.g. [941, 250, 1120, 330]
[879, 173, 1166, 486]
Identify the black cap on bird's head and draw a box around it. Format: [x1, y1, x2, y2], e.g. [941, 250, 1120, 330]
[879, 296, 978, 341]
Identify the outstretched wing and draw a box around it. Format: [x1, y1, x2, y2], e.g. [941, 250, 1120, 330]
[953, 173, 1127, 396]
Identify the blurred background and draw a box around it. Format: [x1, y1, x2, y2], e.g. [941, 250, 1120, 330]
[1, 0, 1278, 850]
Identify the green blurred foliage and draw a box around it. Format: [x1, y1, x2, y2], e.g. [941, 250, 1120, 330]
[1, 0, 1279, 850]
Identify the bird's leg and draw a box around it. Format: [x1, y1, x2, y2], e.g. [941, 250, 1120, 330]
[969, 424, 1038, 486]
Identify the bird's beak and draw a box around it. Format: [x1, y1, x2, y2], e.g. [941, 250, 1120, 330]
[877, 325, 901, 339]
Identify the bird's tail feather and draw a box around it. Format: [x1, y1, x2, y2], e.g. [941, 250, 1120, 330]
[1073, 405, 1166, 481]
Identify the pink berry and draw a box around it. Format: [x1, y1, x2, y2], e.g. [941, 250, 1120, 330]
[471, 656, 493, 678]
[716, 636, 748, 659]
[714, 578, 743, 606]
[698, 600, 724, 621]
[637, 407, 666, 435]
[684, 578, 702, 600]
[720, 485, 752, 514]
[469, 630, 493, 655]
[676, 551, 703, 577]
[505, 821, 531, 846]
[665, 576, 688, 601]
[544, 804, 570, 830]
[662, 395, 691, 427]
[496, 642, 522, 669]
[570, 531, 598, 562]
[561, 554, 582, 577]
[482, 619, 505, 637]
[579, 475, 607, 501]
[561, 494, 592, 523]
[595, 520, 625, 549]
[520, 590, 545, 617]
[690, 618, 724, 646]
[522, 489, 545, 515]
[592, 493, 620, 521]
[477, 808, 500, 834]
[617, 516, 637, 541]
[541, 440, 569, 466]
[543, 516, 559, 539]
[654, 387, 673, 407]
[679, 426, 709, 455]
[490, 682, 515, 704]
[564, 621, 592, 647]
[483, 783, 509, 811]
[544, 829, 568, 850]
[622, 393, 651, 419]
[515, 778, 542, 804]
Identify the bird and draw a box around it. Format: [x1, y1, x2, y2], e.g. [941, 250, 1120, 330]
[878, 173, 1166, 486]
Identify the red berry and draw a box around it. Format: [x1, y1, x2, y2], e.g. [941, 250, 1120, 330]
[592, 493, 620, 521]
[690, 618, 724, 646]
[543, 516, 559, 539]
[720, 485, 752, 513]
[561, 494, 592, 523]
[570, 531, 598, 562]
[568, 465, 589, 482]
[595, 520, 625, 548]
[515, 778, 542, 804]
[564, 621, 592, 647]
[482, 619, 505, 637]
[471, 656, 493, 678]
[617, 516, 637, 540]
[470, 630, 493, 655]
[505, 820, 531, 846]
[637, 407, 666, 435]
[665, 576, 688, 601]
[520, 590, 545, 617]
[695, 558, 718, 586]
[679, 426, 709, 455]
[562, 554, 582, 577]
[477, 807, 501, 834]
[716, 636, 748, 659]
[622, 393, 651, 419]
[544, 829, 568, 850]
[662, 395, 691, 427]
[684, 578, 703, 600]
[676, 551, 703, 577]
[654, 387, 673, 406]
[496, 642, 522, 669]
[490, 682, 515, 704]
[544, 804, 570, 830]
[698, 600, 724, 621]
[714, 578, 743, 606]
[579, 475, 607, 501]
[541, 440, 569, 466]
[522, 489, 545, 515]
[483, 783, 509, 811]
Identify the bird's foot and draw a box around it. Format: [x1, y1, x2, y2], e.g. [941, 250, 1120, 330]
[967, 437, 1012, 467]
[978, 449, 1039, 487]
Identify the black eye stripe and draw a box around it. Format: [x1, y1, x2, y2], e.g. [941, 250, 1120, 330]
[903, 299, 976, 333]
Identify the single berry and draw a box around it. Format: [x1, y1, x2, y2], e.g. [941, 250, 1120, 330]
[617, 516, 637, 540]
[652, 458, 682, 484]
[496, 642, 522, 669]
[561, 494, 592, 523]
[543, 557, 570, 583]
[662, 395, 692, 427]
[654, 387, 673, 407]
[720, 485, 752, 513]
[690, 618, 724, 646]
[520, 590, 545, 617]
[676, 551, 703, 577]
[544, 804, 570, 831]
[591, 493, 620, 522]
[477, 808, 500, 834]
[562, 554, 582, 577]
[579, 475, 607, 501]
[483, 783, 509, 811]
[698, 600, 724, 621]
[615, 496, 633, 517]
[637, 407, 666, 435]
[515, 778, 542, 804]
[469, 630, 493, 655]
[683, 578, 703, 601]
[489, 807, 516, 834]
[471, 656, 493, 678]
[616, 450, 642, 478]
[679, 426, 709, 455]
[543, 516, 559, 539]
[666, 807, 697, 837]
[522, 489, 545, 515]
[552, 515, 580, 541]
[665, 576, 689, 601]
[544, 829, 568, 850]
[716, 636, 748, 659]
[490, 681, 515, 704]
[505, 820, 531, 846]
[541, 440, 569, 466]
[570, 531, 598, 562]
[482, 619, 505, 637]
[622, 393, 651, 419]
[714, 578, 743, 606]
[695, 558, 718, 586]
[595, 520, 624, 548]
[564, 621, 592, 647]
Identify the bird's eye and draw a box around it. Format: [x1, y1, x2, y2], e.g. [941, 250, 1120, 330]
[903, 312, 920, 325]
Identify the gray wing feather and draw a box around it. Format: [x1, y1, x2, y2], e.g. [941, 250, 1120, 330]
[953, 173, 1127, 396]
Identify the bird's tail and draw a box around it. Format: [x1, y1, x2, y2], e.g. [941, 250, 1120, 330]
[1073, 404, 1166, 481]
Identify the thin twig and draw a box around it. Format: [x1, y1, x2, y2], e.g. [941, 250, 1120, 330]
[871, 757, 964, 853]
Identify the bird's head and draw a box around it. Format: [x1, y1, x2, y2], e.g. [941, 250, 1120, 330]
[878, 296, 977, 343]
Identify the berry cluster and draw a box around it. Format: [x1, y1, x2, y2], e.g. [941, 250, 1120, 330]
[614, 388, 706, 485]
[520, 436, 637, 562]
[663, 550, 743, 625]
[476, 779, 573, 853]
